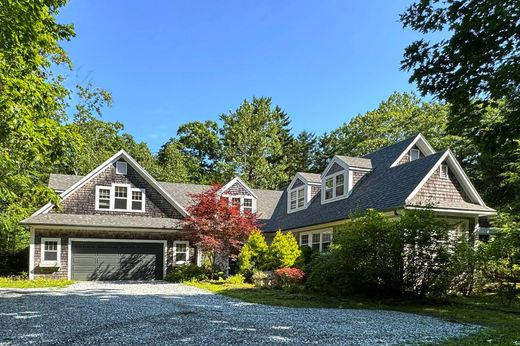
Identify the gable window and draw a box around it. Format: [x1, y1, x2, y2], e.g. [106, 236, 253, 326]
[114, 186, 128, 210]
[95, 184, 146, 212]
[243, 198, 253, 213]
[115, 161, 128, 175]
[324, 172, 346, 201]
[440, 164, 449, 179]
[289, 186, 306, 211]
[410, 148, 420, 161]
[223, 195, 256, 214]
[300, 230, 333, 252]
[41, 238, 61, 266]
[174, 241, 189, 265]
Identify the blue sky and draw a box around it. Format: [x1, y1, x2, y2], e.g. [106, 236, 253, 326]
[59, 0, 424, 152]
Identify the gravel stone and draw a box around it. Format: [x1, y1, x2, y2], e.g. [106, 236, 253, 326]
[0, 282, 481, 345]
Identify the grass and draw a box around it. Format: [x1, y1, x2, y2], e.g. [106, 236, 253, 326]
[0, 277, 74, 289]
[187, 281, 520, 345]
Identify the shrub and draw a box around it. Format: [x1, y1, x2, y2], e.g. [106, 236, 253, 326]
[273, 268, 306, 287]
[165, 264, 207, 282]
[251, 269, 273, 287]
[238, 229, 268, 279]
[265, 231, 301, 270]
[226, 273, 245, 284]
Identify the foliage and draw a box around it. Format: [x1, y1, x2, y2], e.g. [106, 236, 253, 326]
[183, 185, 258, 275]
[238, 229, 269, 279]
[401, 0, 520, 213]
[165, 264, 207, 283]
[251, 269, 272, 287]
[226, 273, 245, 285]
[266, 231, 301, 270]
[307, 209, 458, 298]
[273, 268, 306, 287]
[0, 277, 74, 288]
[286, 131, 319, 176]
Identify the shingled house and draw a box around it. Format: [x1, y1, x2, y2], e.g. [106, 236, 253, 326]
[22, 134, 495, 280]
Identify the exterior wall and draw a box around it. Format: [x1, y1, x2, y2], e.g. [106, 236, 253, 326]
[325, 162, 344, 176]
[398, 145, 424, 165]
[292, 178, 304, 188]
[54, 159, 183, 219]
[310, 184, 321, 200]
[411, 162, 470, 204]
[351, 169, 369, 187]
[222, 181, 253, 197]
[31, 228, 196, 279]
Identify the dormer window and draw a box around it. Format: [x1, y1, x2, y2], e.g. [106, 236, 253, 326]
[95, 184, 145, 212]
[223, 195, 256, 214]
[410, 148, 420, 161]
[324, 172, 346, 201]
[289, 187, 305, 211]
[440, 164, 449, 179]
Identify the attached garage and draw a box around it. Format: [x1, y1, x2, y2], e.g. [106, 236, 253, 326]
[70, 240, 166, 281]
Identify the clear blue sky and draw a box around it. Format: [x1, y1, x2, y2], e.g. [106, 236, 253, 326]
[59, 0, 424, 152]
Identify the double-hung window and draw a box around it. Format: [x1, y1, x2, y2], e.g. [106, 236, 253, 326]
[97, 187, 111, 209]
[300, 231, 333, 252]
[222, 195, 256, 214]
[96, 184, 146, 212]
[41, 238, 61, 266]
[114, 186, 128, 210]
[324, 172, 346, 201]
[243, 198, 253, 213]
[289, 187, 305, 211]
[174, 241, 189, 265]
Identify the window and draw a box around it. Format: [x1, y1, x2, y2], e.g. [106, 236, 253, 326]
[116, 161, 128, 175]
[289, 187, 306, 211]
[97, 187, 111, 209]
[231, 197, 241, 208]
[95, 184, 146, 212]
[114, 186, 128, 210]
[300, 230, 333, 252]
[243, 198, 253, 213]
[131, 190, 144, 211]
[410, 148, 420, 161]
[174, 241, 189, 264]
[41, 238, 60, 266]
[440, 164, 449, 179]
[324, 172, 346, 201]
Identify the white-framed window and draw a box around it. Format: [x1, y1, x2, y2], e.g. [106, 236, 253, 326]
[40, 237, 61, 266]
[95, 184, 146, 212]
[410, 148, 421, 161]
[289, 186, 306, 211]
[299, 230, 333, 252]
[222, 195, 256, 214]
[173, 241, 189, 265]
[323, 172, 346, 201]
[116, 161, 128, 175]
[440, 164, 449, 179]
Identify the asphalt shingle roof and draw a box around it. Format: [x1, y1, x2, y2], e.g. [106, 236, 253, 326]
[298, 172, 321, 183]
[336, 156, 373, 169]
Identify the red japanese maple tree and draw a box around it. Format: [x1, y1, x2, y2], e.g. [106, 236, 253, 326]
[183, 184, 258, 275]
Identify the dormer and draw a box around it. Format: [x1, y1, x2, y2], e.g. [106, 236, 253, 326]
[286, 172, 321, 213]
[219, 177, 257, 214]
[321, 155, 372, 204]
[391, 134, 436, 167]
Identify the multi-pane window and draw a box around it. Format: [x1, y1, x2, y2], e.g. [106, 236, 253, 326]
[174, 241, 189, 264]
[98, 188, 111, 209]
[324, 173, 346, 201]
[297, 188, 305, 208]
[289, 187, 305, 211]
[440, 164, 449, 179]
[41, 238, 60, 265]
[231, 197, 241, 208]
[131, 190, 143, 211]
[410, 148, 420, 161]
[311, 233, 321, 251]
[243, 198, 253, 213]
[300, 231, 333, 252]
[300, 234, 309, 247]
[114, 186, 128, 210]
[290, 190, 297, 209]
[322, 233, 332, 251]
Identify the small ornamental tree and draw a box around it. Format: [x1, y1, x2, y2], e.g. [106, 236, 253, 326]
[238, 229, 269, 278]
[266, 231, 301, 270]
[183, 184, 258, 275]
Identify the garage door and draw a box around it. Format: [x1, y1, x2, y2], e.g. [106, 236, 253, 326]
[71, 241, 164, 281]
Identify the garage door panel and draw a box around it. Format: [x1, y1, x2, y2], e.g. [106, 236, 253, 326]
[71, 241, 163, 281]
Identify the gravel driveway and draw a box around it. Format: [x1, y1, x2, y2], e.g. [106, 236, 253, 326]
[0, 282, 479, 345]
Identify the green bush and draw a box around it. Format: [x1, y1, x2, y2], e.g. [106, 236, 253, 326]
[238, 229, 268, 279]
[251, 269, 272, 287]
[226, 273, 245, 284]
[266, 231, 301, 270]
[165, 264, 207, 283]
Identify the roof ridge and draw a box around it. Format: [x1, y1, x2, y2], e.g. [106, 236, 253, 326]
[362, 135, 417, 158]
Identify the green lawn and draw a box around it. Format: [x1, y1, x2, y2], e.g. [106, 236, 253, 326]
[0, 277, 74, 289]
[187, 281, 520, 346]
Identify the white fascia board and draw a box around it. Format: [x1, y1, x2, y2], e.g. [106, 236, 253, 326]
[404, 205, 496, 217]
[390, 134, 436, 168]
[219, 177, 258, 199]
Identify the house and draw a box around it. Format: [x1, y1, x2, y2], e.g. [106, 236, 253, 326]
[22, 134, 495, 280]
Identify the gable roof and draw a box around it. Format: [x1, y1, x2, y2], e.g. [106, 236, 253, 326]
[34, 150, 187, 217]
[336, 156, 372, 169]
[219, 177, 258, 199]
[298, 172, 321, 184]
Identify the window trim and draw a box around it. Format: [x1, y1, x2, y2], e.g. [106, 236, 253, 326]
[40, 237, 61, 267]
[288, 186, 306, 212]
[95, 184, 146, 212]
[173, 240, 190, 265]
[222, 195, 257, 214]
[115, 161, 128, 175]
[321, 171, 347, 204]
[410, 148, 421, 161]
[440, 164, 449, 179]
[299, 229, 333, 252]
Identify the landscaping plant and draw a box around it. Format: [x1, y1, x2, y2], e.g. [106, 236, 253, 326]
[266, 231, 301, 270]
[273, 268, 306, 288]
[165, 264, 208, 283]
[238, 229, 268, 279]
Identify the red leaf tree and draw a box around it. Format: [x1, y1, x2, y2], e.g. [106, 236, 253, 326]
[183, 184, 258, 275]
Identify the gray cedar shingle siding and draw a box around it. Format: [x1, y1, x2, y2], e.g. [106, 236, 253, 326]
[325, 162, 344, 176]
[398, 145, 424, 165]
[222, 181, 253, 196]
[351, 170, 368, 187]
[54, 160, 183, 219]
[293, 178, 305, 188]
[311, 185, 321, 199]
